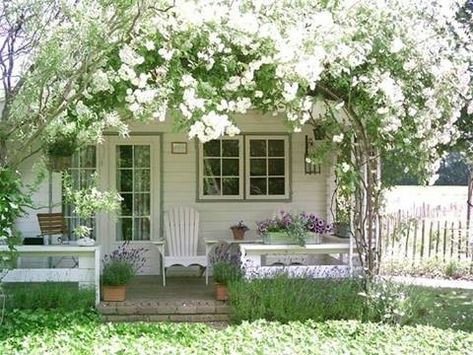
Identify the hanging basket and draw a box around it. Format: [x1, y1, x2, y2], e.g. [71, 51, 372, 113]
[47, 155, 72, 172]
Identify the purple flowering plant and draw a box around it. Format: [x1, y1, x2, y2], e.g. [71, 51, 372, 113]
[256, 211, 332, 246]
[102, 242, 148, 286]
[210, 242, 243, 284]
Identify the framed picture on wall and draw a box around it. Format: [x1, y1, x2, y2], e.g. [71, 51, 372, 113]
[171, 142, 187, 154]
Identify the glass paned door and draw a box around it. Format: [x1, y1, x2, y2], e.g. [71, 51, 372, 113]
[116, 144, 151, 241]
[64, 145, 97, 239]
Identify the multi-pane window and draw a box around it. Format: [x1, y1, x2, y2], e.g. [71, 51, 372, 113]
[116, 145, 151, 241]
[65, 146, 97, 239]
[200, 137, 244, 199]
[246, 136, 289, 199]
[199, 135, 289, 200]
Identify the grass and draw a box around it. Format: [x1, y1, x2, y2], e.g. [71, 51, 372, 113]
[0, 311, 471, 354]
[413, 287, 473, 331]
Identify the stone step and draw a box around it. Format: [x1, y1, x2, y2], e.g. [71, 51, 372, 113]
[97, 300, 231, 323]
[101, 313, 230, 323]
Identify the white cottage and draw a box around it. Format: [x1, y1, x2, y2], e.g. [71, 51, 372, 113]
[15, 112, 336, 275]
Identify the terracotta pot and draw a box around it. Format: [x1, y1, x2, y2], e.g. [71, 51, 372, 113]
[214, 283, 229, 301]
[102, 285, 127, 302]
[231, 228, 246, 240]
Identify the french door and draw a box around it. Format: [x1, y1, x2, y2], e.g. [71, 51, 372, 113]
[104, 136, 160, 274]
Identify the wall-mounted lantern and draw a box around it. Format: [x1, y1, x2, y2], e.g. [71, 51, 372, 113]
[313, 124, 326, 141]
[304, 135, 321, 175]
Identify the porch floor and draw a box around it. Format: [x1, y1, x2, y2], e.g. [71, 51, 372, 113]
[97, 276, 231, 323]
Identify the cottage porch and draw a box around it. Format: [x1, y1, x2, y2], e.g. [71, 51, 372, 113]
[97, 276, 231, 323]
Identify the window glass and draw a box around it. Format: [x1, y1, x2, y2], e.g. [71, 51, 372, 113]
[247, 137, 287, 198]
[199, 136, 289, 200]
[116, 145, 151, 241]
[64, 145, 97, 239]
[201, 139, 241, 198]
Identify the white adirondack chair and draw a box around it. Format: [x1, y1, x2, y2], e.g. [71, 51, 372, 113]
[161, 207, 207, 286]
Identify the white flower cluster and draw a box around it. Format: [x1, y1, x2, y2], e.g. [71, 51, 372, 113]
[188, 111, 240, 142]
[86, 0, 472, 172]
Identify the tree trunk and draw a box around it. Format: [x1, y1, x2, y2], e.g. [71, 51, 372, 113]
[467, 166, 472, 225]
[0, 136, 8, 168]
[352, 140, 382, 277]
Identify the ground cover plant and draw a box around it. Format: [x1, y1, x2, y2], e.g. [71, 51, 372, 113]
[0, 312, 471, 354]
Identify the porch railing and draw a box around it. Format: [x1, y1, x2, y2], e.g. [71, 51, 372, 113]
[0, 245, 101, 304]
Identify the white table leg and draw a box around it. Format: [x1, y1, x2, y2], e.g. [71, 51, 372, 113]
[159, 245, 166, 287]
[94, 248, 101, 305]
[205, 243, 212, 285]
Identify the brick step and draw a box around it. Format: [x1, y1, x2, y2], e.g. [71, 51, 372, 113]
[97, 300, 231, 323]
[101, 313, 230, 323]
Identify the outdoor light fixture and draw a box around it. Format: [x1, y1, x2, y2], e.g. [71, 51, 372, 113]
[304, 135, 321, 175]
[313, 125, 325, 141]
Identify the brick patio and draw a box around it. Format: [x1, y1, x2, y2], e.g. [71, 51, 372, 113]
[97, 276, 231, 323]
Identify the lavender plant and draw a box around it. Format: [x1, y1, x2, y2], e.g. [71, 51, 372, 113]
[102, 242, 147, 286]
[210, 242, 243, 285]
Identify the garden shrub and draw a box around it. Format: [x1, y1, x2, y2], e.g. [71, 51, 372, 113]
[382, 258, 473, 280]
[229, 276, 421, 325]
[229, 276, 366, 323]
[358, 279, 420, 325]
[3, 282, 95, 311]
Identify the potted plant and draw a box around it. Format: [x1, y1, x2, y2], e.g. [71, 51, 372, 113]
[213, 261, 243, 301]
[334, 195, 351, 238]
[334, 209, 351, 238]
[211, 242, 243, 301]
[229, 220, 249, 240]
[102, 242, 147, 302]
[44, 130, 79, 171]
[256, 211, 331, 246]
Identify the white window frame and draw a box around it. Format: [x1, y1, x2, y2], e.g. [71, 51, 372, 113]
[198, 135, 290, 201]
[198, 136, 244, 200]
[245, 135, 290, 200]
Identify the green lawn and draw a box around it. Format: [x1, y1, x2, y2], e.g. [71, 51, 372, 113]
[0, 311, 471, 354]
[413, 287, 473, 332]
